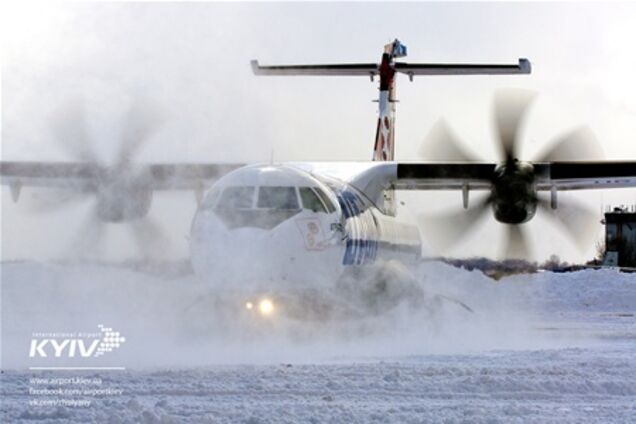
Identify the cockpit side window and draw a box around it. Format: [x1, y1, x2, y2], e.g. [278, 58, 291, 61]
[218, 186, 255, 209]
[257, 186, 299, 210]
[201, 186, 222, 210]
[313, 187, 336, 213]
[299, 187, 327, 213]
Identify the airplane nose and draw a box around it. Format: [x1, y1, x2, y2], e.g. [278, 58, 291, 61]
[190, 210, 307, 289]
[190, 209, 343, 290]
[189, 164, 345, 288]
[190, 212, 271, 286]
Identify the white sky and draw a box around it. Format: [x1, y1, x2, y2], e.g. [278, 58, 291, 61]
[2, 2, 636, 262]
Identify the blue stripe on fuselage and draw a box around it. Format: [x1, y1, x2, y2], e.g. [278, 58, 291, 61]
[337, 191, 362, 219]
[343, 238, 378, 266]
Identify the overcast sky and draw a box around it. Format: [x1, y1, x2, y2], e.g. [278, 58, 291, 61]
[2, 2, 636, 262]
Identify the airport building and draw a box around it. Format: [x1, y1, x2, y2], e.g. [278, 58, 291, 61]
[602, 206, 636, 267]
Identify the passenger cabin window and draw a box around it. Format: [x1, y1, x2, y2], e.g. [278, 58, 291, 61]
[257, 186, 299, 210]
[300, 187, 327, 213]
[218, 186, 254, 209]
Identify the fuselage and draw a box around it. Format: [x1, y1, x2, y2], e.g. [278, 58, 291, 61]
[189, 164, 420, 289]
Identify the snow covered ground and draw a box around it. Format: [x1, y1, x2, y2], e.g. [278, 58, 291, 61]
[1, 261, 635, 423]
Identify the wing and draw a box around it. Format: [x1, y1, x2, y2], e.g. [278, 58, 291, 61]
[394, 163, 495, 190]
[0, 161, 242, 201]
[392, 162, 636, 190]
[535, 161, 636, 190]
[347, 161, 636, 212]
[347, 162, 495, 215]
[0, 161, 103, 191]
[145, 163, 243, 190]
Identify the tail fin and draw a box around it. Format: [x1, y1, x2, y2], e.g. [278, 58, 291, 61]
[372, 97, 396, 161]
[372, 40, 405, 161]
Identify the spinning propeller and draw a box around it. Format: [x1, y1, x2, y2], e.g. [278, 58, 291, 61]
[29, 98, 169, 257]
[418, 89, 602, 259]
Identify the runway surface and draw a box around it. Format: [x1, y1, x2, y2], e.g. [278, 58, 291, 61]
[1, 261, 635, 423]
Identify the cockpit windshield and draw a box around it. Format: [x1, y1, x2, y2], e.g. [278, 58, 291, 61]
[208, 183, 336, 230]
[201, 165, 341, 230]
[212, 185, 299, 230]
[257, 187, 299, 209]
[218, 186, 255, 209]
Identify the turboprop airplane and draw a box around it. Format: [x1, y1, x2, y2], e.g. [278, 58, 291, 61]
[2, 39, 636, 318]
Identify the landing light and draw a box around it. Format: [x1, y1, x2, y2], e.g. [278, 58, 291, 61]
[245, 302, 254, 310]
[258, 299, 274, 316]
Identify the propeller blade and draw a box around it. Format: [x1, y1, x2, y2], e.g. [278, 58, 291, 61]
[66, 201, 107, 259]
[503, 224, 530, 259]
[50, 99, 99, 163]
[419, 119, 481, 162]
[535, 126, 604, 162]
[116, 97, 164, 166]
[493, 89, 536, 161]
[538, 195, 600, 252]
[418, 196, 491, 252]
[129, 217, 171, 260]
[26, 190, 92, 214]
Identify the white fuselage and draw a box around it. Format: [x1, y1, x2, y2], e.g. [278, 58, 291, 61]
[189, 164, 420, 290]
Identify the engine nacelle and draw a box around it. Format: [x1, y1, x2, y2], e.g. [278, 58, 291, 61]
[491, 161, 538, 224]
[96, 184, 153, 222]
